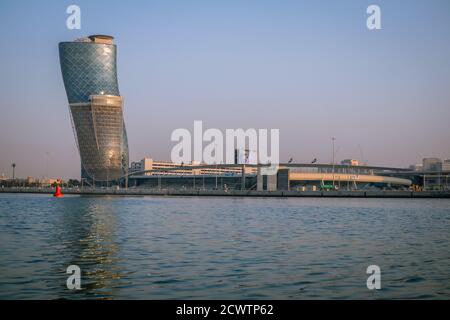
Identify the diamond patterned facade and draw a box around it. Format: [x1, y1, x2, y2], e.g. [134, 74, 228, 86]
[59, 36, 129, 183]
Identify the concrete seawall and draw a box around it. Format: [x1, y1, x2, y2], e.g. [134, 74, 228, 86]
[1, 188, 450, 198]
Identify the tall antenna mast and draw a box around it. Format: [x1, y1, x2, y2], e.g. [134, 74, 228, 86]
[358, 144, 367, 165]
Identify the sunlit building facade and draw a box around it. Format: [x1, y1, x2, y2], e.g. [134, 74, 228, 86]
[59, 35, 129, 183]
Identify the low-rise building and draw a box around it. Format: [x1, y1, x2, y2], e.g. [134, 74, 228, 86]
[341, 159, 359, 166]
[442, 159, 450, 172]
[130, 158, 248, 177]
[423, 158, 442, 172]
[409, 164, 423, 171]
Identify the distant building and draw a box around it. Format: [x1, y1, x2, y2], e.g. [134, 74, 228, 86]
[131, 158, 192, 175]
[38, 178, 59, 186]
[422, 158, 442, 172]
[341, 159, 359, 166]
[130, 158, 247, 176]
[443, 159, 450, 172]
[26, 177, 35, 184]
[409, 164, 423, 171]
[0, 177, 61, 187]
[130, 158, 154, 175]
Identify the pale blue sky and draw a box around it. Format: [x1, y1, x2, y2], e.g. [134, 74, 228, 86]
[0, 0, 449, 179]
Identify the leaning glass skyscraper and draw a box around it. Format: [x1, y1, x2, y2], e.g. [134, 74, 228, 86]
[59, 35, 129, 184]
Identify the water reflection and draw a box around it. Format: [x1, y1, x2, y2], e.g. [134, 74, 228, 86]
[53, 196, 126, 299]
[0, 194, 449, 299]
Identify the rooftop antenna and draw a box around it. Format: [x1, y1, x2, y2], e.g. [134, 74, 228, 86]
[11, 163, 16, 180]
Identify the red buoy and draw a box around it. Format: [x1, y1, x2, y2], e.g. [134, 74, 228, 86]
[53, 180, 63, 198]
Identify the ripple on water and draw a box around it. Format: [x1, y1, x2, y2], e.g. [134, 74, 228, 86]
[0, 195, 450, 299]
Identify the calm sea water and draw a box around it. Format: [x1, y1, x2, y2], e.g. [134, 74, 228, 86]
[0, 193, 449, 300]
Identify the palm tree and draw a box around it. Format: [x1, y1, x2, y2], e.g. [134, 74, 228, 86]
[11, 163, 16, 180]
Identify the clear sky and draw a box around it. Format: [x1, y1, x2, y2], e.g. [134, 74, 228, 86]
[0, 0, 449, 179]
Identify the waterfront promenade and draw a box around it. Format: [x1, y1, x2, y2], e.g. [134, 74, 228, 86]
[1, 187, 449, 198]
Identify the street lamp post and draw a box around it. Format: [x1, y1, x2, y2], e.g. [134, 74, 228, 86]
[215, 163, 218, 190]
[11, 163, 16, 180]
[331, 137, 336, 189]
